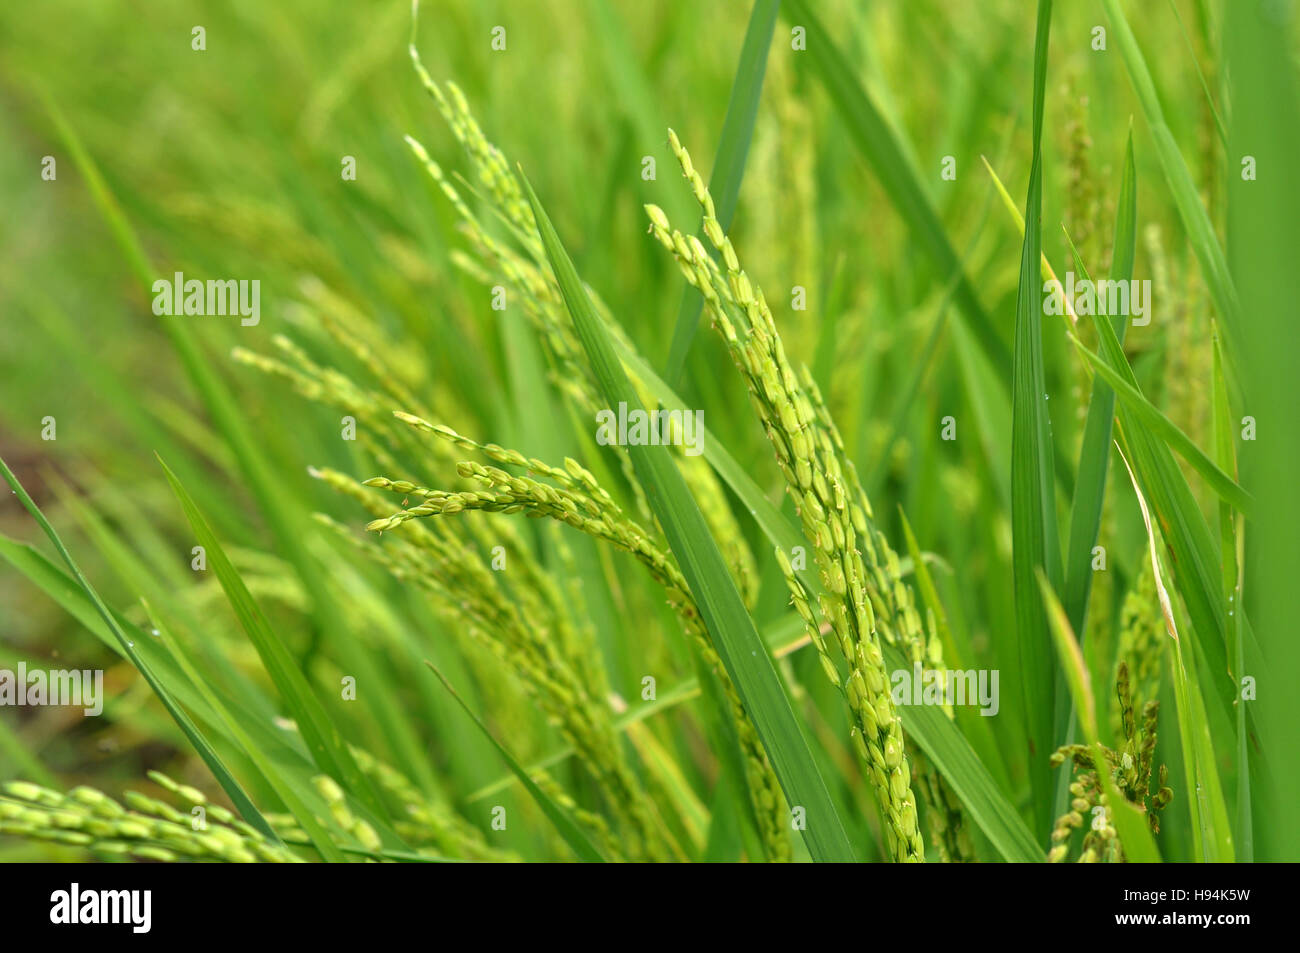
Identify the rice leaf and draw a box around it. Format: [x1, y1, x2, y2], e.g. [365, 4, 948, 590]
[425, 663, 605, 863]
[664, 0, 780, 384]
[1225, 0, 1300, 863]
[520, 170, 856, 862]
[141, 601, 340, 861]
[41, 86, 370, 742]
[621, 716, 709, 859]
[0, 454, 278, 842]
[158, 455, 389, 823]
[1164, 0, 1227, 149]
[781, 0, 1009, 377]
[0, 534, 410, 850]
[0, 712, 57, 787]
[1050, 131, 1137, 825]
[1070, 341, 1253, 516]
[1213, 334, 1251, 861]
[1062, 131, 1136, 633]
[784, 0, 1091, 497]
[1100, 0, 1243, 376]
[1062, 239, 1232, 710]
[1008, 0, 1060, 838]
[1116, 450, 1232, 862]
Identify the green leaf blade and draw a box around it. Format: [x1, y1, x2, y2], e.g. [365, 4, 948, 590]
[664, 0, 780, 384]
[1008, 0, 1060, 840]
[157, 455, 389, 825]
[520, 170, 855, 862]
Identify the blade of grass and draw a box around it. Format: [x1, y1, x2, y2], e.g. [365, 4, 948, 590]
[1052, 131, 1138, 825]
[811, 253, 848, 399]
[1009, 0, 1060, 839]
[521, 169, 855, 862]
[1212, 333, 1251, 860]
[425, 662, 605, 863]
[1226, 0, 1300, 862]
[776, 1, 1069, 504]
[48, 474, 282, 729]
[863, 267, 964, 499]
[1168, 618, 1234, 862]
[1165, 0, 1227, 149]
[157, 455, 389, 823]
[1063, 132, 1136, 631]
[0, 534, 364, 816]
[786, 0, 1088, 497]
[0, 454, 277, 841]
[1061, 235, 1233, 705]
[593, 303, 1040, 860]
[585, 0, 695, 233]
[986, 159, 1241, 711]
[1117, 448, 1232, 861]
[664, 0, 780, 385]
[140, 600, 338, 860]
[1100, 0, 1243, 379]
[897, 509, 1010, 793]
[621, 716, 708, 859]
[40, 85, 366, 717]
[703, 771, 745, 862]
[1070, 342, 1253, 516]
[979, 154, 1078, 327]
[781, 0, 1009, 377]
[0, 716, 57, 787]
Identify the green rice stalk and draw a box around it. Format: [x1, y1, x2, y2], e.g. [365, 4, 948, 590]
[643, 131, 939, 861]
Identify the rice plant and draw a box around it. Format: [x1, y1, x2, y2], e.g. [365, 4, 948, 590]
[0, 0, 1295, 864]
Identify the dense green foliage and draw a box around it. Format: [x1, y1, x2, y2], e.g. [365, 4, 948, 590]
[0, 0, 1295, 862]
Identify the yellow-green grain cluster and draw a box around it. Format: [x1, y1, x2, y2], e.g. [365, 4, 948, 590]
[1048, 662, 1173, 862]
[643, 131, 953, 861]
[363, 418, 791, 862]
[0, 778, 301, 863]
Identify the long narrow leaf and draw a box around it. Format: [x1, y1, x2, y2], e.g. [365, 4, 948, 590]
[158, 456, 389, 823]
[1062, 132, 1137, 631]
[1009, 0, 1060, 838]
[606, 298, 1039, 860]
[781, 0, 1008, 376]
[1117, 450, 1232, 861]
[426, 663, 605, 862]
[1226, 0, 1300, 862]
[1100, 0, 1243, 375]
[1212, 335, 1251, 860]
[141, 601, 338, 860]
[664, 0, 780, 384]
[1071, 342, 1254, 516]
[520, 170, 855, 862]
[0, 455, 276, 841]
[0, 535, 387, 845]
